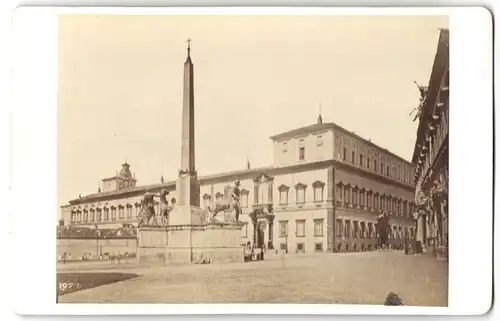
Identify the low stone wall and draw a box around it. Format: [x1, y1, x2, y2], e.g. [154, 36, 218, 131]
[57, 238, 137, 259]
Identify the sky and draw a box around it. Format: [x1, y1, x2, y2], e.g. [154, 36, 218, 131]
[58, 14, 448, 205]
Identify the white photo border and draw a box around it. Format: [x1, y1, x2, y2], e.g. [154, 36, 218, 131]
[9, 6, 493, 316]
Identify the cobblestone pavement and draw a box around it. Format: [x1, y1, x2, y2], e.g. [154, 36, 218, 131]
[58, 251, 448, 306]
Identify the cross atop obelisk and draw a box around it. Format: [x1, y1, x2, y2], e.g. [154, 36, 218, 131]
[176, 39, 200, 207]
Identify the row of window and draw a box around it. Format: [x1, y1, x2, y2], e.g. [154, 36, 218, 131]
[281, 137, 321, 161]
[338, 146, 413, 184]
[202, 181, 326, 210]
[278, 219, 324, 238]
[70, 204, 144, 223]
[335, 182, 415, 217]
[279, 242, 324, 253]
[335, 219, 414, 240]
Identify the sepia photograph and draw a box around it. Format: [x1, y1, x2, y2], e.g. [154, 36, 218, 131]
[54, 13, 451, 306]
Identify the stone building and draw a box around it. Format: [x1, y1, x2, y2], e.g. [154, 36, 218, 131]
[60, 43, 417, 254]
[411, 29, 449, 258]
[61, 116, 416, 254]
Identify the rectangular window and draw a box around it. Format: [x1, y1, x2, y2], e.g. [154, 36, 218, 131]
[296, 188, 305, 204]
[119, 207, 124, 220]
[352, 151, 355, 164]
[359, 154, 364, 167]
[280, 243, 287, 251]
[296, 219, 306, 237]
[352, 189, 358, 206]
[314, 219, 324, 236]
[299, 147, 305, 160]
[279, 220, 288, 237]
[241, 193, 248, 207]
[353, 221, 359, 238]
[279, 190, 288, 205]
[83, 211, 88, 222]
[374, 160, 378, 172]
[387, 165, 390, 177]
[367, 157, 370, 169]
[360, 191, 365, 206]
[102, 208, 107, 221]
[344, 220, 351, 237]
[335, 185, 341, 202]
[336, 219, 342, 237]
[314, 187, 323, 202]
[315, 243, 323, 252]
[344, 188, 349, 204]
[368, 223, 373, 239]
[360, 222, 366, 239]
[127, 206, 132, 219]
[380, 162, 384, 174]
[89, 210, 95, 222]
[296, 243, 305, 253]
[343, 147, 347, 161]
[317, 135, 323, 147]
[282, 142, 288, 153]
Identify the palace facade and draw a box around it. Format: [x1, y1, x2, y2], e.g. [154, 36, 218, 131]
[412, 29, 449, 257]
[60, 42, 417, 254]
[61, 115, 416, 254]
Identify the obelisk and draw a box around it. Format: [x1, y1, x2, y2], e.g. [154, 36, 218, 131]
[170, 39, 202, 225]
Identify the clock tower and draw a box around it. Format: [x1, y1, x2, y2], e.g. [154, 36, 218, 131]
[101, 162, 137, 192]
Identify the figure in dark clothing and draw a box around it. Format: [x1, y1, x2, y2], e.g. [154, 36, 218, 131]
[377, 211, 389, 250]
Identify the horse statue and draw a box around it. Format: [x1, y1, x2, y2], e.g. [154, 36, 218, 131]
[137, 192, 156, 227]
[207, 185, 240, 222]
[158, 189, 173, 225]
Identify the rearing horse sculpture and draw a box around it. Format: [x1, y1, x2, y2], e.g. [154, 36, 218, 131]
[207, 185, 240, 222]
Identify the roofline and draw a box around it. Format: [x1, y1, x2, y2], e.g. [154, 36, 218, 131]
[66, 158, 414, 205]
[268, 122, 412, 165]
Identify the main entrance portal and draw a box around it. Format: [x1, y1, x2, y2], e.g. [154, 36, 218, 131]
[250, 204, 274, 250]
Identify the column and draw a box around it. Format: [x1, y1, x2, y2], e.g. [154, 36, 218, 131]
[268, 179, 273, 204]
[267, 217, 273, 248]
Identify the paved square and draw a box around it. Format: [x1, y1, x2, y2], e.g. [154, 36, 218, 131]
[58, 252, 448, 306]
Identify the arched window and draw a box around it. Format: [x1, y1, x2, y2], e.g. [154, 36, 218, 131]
[111, 206, 117, 220]
[89, 209, 95, 222]
[215, 192, 223, 201]
[126, 204, 133, 219]
[102, 208, 108, 221]
[118, 205, 125, 220]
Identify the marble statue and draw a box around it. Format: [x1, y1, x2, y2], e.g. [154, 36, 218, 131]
[207, 180, 242, 222]
[137, 189, 173, 227]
